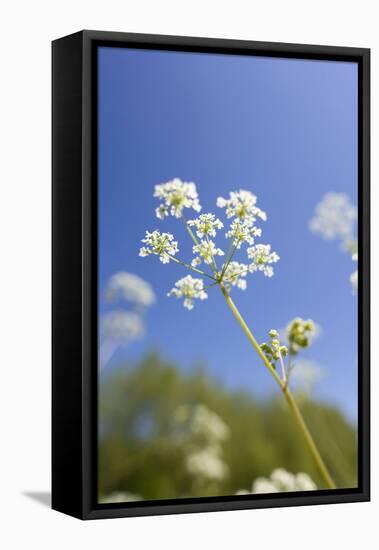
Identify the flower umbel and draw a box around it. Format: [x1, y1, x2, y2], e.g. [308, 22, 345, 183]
[309, 192, 357, 246]
[223, 261, 249, 291]
[225, 219, 262, 248]
[167, 275, 208, 310]
[188, 213, 223, 238]
[247, 244, 279, 277]
[192, 240, 225, 267]
[217, 189, 267, 224]
[154, 178, 201, 219]
[139, 230, 179, 264]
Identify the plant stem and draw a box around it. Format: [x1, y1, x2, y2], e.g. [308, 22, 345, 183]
[282, 388, 336, 489]
[168, 255, 216, 280]
[219, 284, 336, 490]
[181, 215, 200, 247]
[205, 233, 219, 275]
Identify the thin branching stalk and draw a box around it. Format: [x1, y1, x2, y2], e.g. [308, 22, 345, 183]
[168, 255, 216, 280]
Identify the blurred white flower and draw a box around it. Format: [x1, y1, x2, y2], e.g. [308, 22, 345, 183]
[217, 189, 267, 224]
[154, 178, 201, 219]
[174, 404, 230, 482]
[167, 275, 208, 310]
[251, 478, 279, 493]
[286, 317, 317, 355]
[247, 244, 280, 278]
[249, 468, 317, 494]
[99, 311, 145, 370]
[100, 311, 144, 344]
[310, 193, 358, 293]
[190, 404, 230, 442]
[188, 213, 223, 238]
[309, 192, 357, 246]
[99, 491, 142, 503]
[105, 272, 155, 308]
[139, 230, 179, 264]
[186, 447, 229, 481]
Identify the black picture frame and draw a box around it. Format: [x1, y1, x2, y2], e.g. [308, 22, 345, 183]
[52, 30, 370, 520]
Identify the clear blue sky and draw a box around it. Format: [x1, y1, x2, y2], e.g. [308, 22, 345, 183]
[98, 47, 358, 422]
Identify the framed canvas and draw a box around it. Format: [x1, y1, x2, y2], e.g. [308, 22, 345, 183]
[52, 30, 370, 520]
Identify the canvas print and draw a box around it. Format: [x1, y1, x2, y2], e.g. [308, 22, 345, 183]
[97, 47, 358, 504]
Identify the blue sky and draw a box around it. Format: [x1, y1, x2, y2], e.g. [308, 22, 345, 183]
[98, 47, 358, 421]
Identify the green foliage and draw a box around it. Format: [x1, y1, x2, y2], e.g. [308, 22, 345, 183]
[99, 352, 357, 500]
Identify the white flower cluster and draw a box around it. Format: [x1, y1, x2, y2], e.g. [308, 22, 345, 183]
[101, 311, 144, 344]
[217, 189, 267, 224]
[167, 275, 208, 310]
[174, 404, 230, 481]
[139, 230, 179, 264]
[192, 240, 224, 267]
[223, 261, 249, 290]
[186, 448, 228, 481]
[247, 244, 280, 278]
[237, 468, 317, 495]
[140, 182, 280, 308]
[309, 192, 357, 244]
[310, 192, 358, 294]
[105, 272, 155, 308]
[225, 219, 262, 248]
[190, 404, 230, 442]
[99, 272, 156, 369]
[154, 178, 201, 219]
[188, 213, 223, 238]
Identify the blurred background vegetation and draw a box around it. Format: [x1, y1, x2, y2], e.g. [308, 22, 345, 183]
[99, 352, 357, 501]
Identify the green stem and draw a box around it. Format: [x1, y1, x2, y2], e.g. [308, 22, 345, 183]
[181, 215, 200, 247]
[220, 239, 240, 279]
[283, 389, 336, 489]
[168, 255, 216, 280]
[205, 233, 219, 276]
[220, 284, 336, 490]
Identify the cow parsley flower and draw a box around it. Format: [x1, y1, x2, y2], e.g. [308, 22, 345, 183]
[223, 261, 249, 290]
[250, 469, 316, 494]
[192, 240, 224, 267]
[100, 311, 144, 344]
[190, 404, 230, 442]
[139, 230, 179, 264]
[105, 272, 155, 308]
[154, 178, 201, 219]
[247, 244, 279, 277]
[188, 213, 223, 238]
[309, 192, 357, 246]
[286, 317, 315, 355]
[186, 447, 229, 481]
[217, 189, 267, 224]
[99, 492, 143, 503]
[225, 218, 262, 248]
[167, 275, 208, 310]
